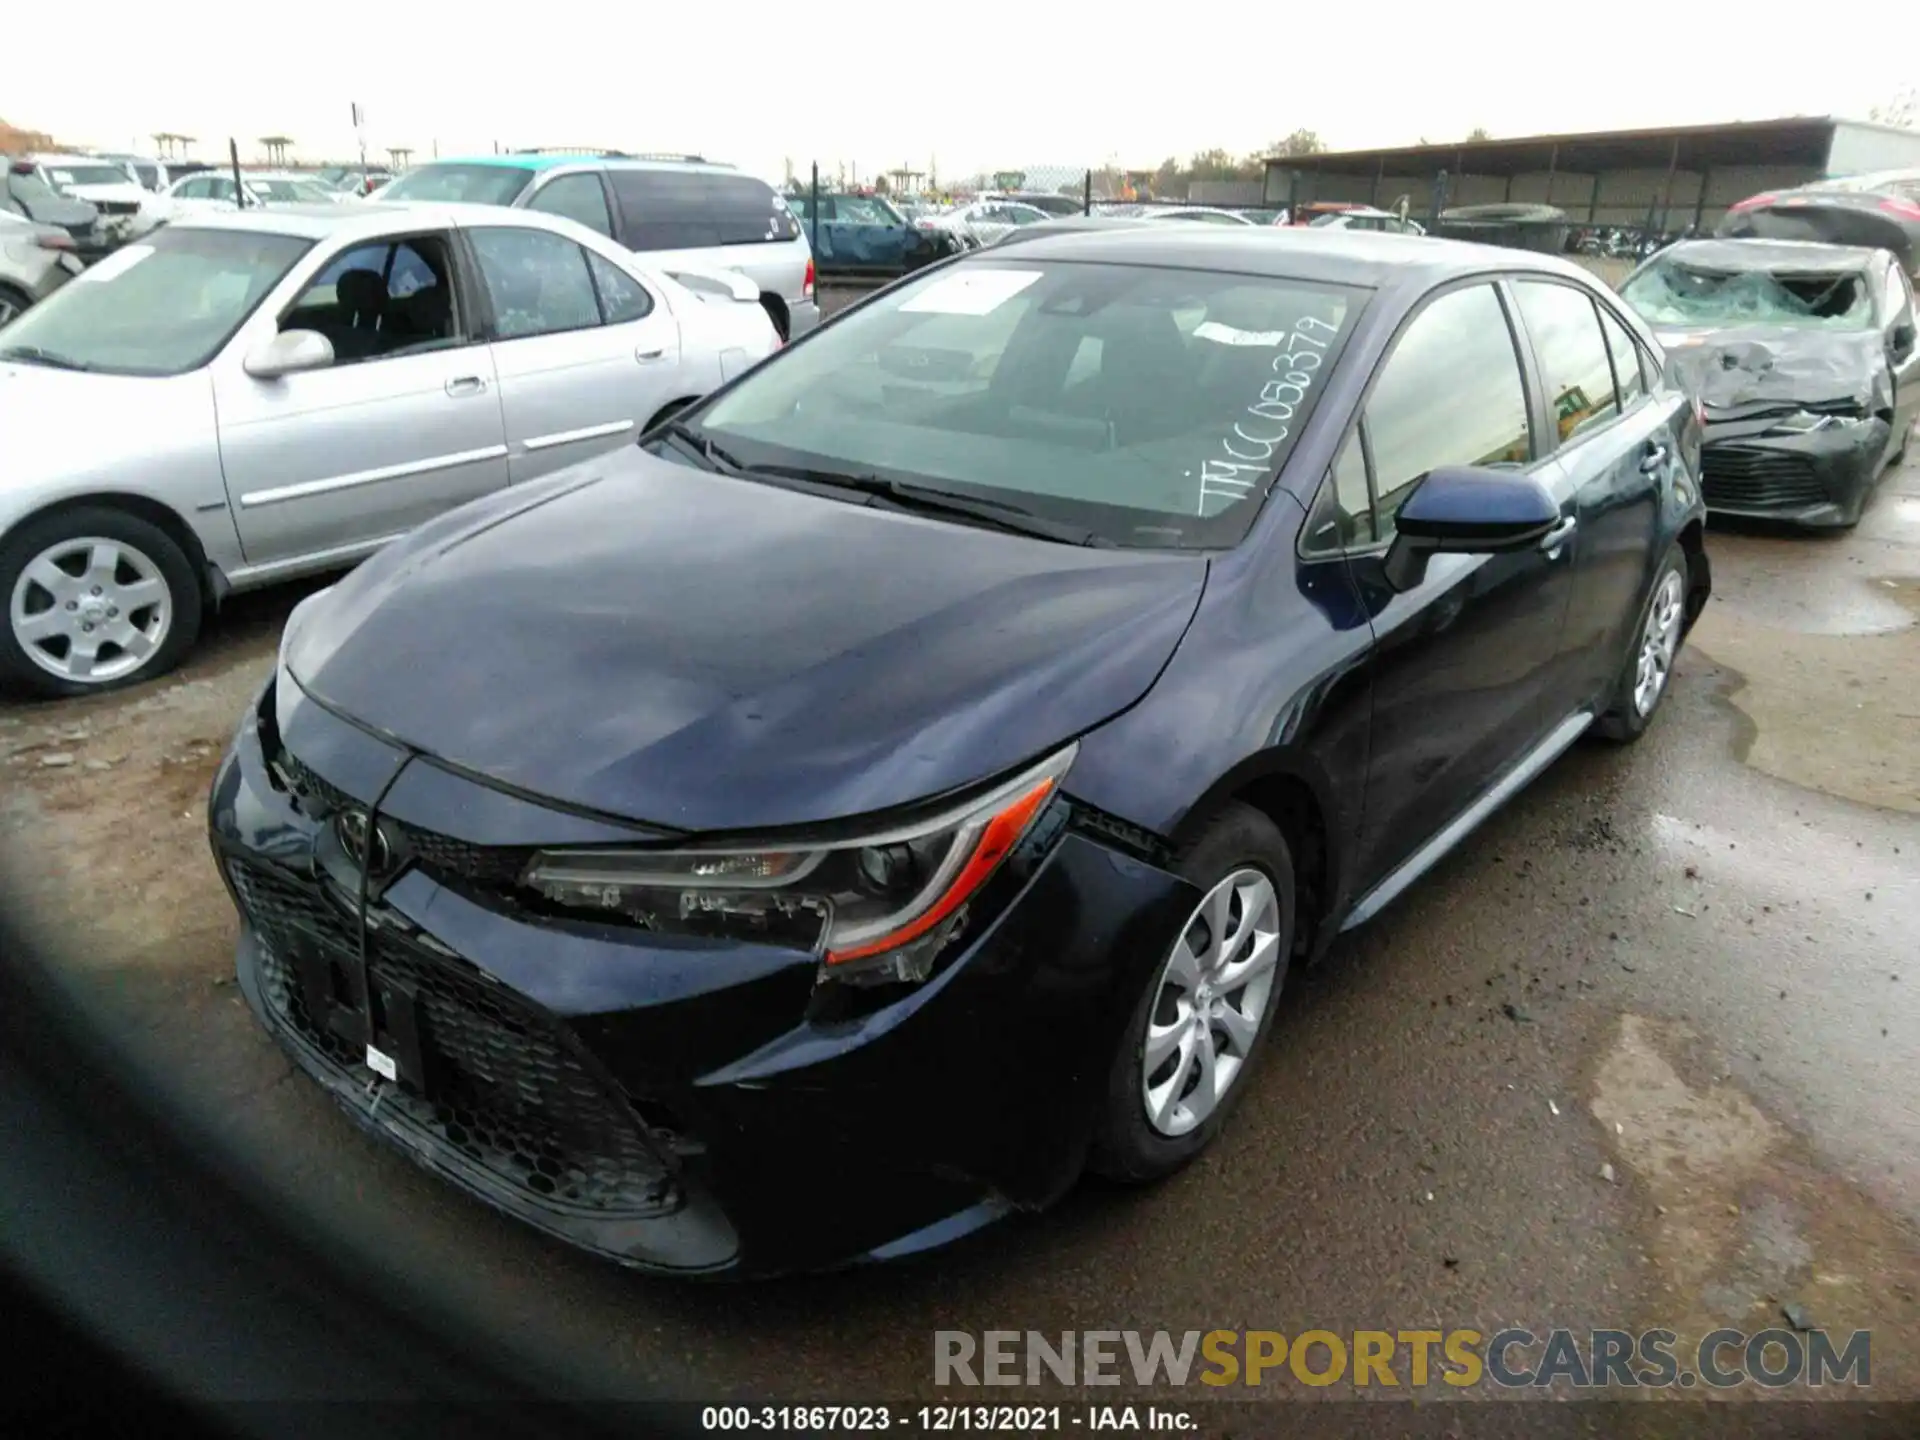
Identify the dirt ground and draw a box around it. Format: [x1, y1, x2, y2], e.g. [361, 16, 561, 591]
[3, 445, 1918, 1405]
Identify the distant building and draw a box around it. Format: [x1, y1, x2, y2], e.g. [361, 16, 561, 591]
[1263, 117, 1920, 230]
[0, 117, 55, 153]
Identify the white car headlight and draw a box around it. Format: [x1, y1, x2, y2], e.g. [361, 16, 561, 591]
[521, 744, 1076, 984]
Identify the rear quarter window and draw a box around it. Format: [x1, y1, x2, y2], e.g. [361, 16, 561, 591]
[607, 169, 796, 252]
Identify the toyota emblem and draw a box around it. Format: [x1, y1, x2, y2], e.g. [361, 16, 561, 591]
[335, 808, 396, 880]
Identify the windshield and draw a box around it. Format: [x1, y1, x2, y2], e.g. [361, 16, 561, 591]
[686, 260, 1361, 548]
[0, 226, 312, 376]
[47, 164, 134, 188]
[1621, 258, 1875, 330]
[9, 171, 63, 204]
[834, 196, 902, 225]
[380, 163, 536, 206]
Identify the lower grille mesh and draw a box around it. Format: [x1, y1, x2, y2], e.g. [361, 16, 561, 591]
[1700, 448, 1829, 510]
[229, 858, 676, 1218]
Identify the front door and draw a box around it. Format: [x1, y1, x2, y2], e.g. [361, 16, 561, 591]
[212, 231, 510, 567]
[1336, 280, 1575, 892]
[463, 223, 683, 483]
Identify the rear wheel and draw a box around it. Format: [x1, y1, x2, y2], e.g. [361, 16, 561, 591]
[1089, 803, 1295, 1183]
[1593, 543, 1687, 743]
[0, 507, 203, 698]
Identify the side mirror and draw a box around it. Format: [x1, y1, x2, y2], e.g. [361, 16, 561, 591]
[1382, 466, 1562, 593]
[1891, 321, 1917, 360]
[243, 329, 335, 380]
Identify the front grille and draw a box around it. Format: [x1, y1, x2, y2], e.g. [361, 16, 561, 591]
[1700, 447, 1829, 510]
[93, 200, 138, 216]
[268, 737, 534, 887]
[274, 746, 358, 816]
[229, 858, 677, 1218]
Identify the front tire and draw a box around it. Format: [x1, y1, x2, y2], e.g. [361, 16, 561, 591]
[0, 507, 203, 698]
[1089, 803, 1295, 1183]
[1593, 543, 1688, 743]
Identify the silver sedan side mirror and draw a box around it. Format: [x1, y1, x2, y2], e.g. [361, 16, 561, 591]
[243, 328, 335, 380]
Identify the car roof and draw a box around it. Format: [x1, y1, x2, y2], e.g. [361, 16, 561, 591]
[162, 201, 580, 243]
[415, 154, 738, 178]
[28, 153, 120, 167]
[982, 224, 1601, 289]
[1658, 237, 1883, 272]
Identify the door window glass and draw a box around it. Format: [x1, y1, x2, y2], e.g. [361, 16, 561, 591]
[587, 251, 653, 323]
[470, 227, 602, 339]
[1300, 427, 1375, 555]
[1514, 280, 1621, 445]
[527, 174, 614, 238]
[1367, 283, 1533, 542]
[1596, 305, 1647, 408]
[282, 237, 459, 362]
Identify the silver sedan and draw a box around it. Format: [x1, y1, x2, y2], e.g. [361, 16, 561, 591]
[0, 202, 780, 696]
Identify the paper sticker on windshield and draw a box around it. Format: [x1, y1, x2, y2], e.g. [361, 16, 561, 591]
[1192, 321, 1289, 347]
[900, 268, 1042, 316]
[74, 245, 154, 284]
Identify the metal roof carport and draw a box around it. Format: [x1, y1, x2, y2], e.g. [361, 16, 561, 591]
[1263, 118, 1920, 231]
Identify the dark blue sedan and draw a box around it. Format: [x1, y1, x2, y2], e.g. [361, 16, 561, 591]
[209, 227, 1711, 1278]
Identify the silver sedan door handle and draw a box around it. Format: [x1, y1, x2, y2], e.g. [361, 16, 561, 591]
[445, 375, 487, 397]
[1539, 514, 1578, 557]
[635, 346, 667, 363]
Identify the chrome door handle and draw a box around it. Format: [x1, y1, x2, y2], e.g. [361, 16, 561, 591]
[1539, 515, 1578, 556]
[635, 346, 667, 363]
[445, 375, 487, 396]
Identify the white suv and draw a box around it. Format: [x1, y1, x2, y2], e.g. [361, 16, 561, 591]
[380, 154, 820, 340]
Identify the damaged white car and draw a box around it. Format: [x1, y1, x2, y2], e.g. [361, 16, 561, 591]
[1621, 238, 1920, 528]
[0, 203, 780, 696]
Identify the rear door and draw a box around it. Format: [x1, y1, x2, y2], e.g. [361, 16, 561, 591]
[465, 222, 683, 483]
[1304, 279, 1574, 892]
[1507, 276, 1677, 715]
[213, 230, 510, 567]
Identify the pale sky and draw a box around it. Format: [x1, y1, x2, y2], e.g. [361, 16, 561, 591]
[11, 3, 1912, 184]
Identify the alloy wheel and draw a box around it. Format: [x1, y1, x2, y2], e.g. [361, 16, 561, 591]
[1141, 867, 1282, 1138]
[9, 535, 173, 684]
[1633, 569, 1685, 717]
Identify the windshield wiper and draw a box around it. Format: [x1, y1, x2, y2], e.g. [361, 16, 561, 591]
[737, 462, 1110, 546]
[0, 345, 94, 372]
[653, 418, 752, 476]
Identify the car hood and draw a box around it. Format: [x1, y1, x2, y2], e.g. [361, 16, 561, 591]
[286, 448, 1209, 833]
[1654, 325, 1892, 413]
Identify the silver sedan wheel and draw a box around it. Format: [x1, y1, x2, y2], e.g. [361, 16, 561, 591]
[1632, 569, 1685, 717]
[1141, 867, 1282, 1138]
[9, 535, 173, 684]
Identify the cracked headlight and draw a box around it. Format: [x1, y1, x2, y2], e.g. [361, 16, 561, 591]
[521, 744, 1075, 984]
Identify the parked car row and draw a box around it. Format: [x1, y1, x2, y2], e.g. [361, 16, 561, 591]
[0, 199, 783, 696]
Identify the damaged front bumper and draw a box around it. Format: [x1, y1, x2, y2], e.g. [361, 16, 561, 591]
[1699, 406, 1890, 527]
[207, 675, 1193, 1278]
